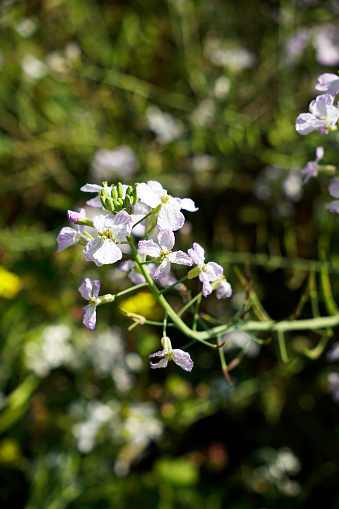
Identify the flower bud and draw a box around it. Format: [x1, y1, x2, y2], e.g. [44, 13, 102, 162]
[117, 182, 124, 198]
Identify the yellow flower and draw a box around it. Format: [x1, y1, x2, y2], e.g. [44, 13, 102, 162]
[120, 291, 162, 320]
[0, 267, 21, 299]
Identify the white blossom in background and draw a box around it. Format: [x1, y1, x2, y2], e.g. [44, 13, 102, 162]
[204, 37, 256, 71]
[21, 54, 49, 80]
[14, 17, 38, 38]
[283, 172, 303, 202]
[313, 25, 339, 66]
[214, 76, 231, 100]
[146, 105, 185, 144]
[191, 154, 216, 173]
[72, 400, 121, 454]
[191, 99, 215, 127]
[245, 447, 302, 497]
[24, 324, 77, 377]
[90, 146, 138, 180]
[283, 27, 311, 66]
[223, 330, 260, 358]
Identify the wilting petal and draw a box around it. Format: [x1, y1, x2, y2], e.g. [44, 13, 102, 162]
[172, 349, 194, 371]
[83, 303, 97, 330]
[150, 357, 169, 369]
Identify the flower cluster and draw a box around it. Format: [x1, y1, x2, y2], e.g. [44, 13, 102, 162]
[57, 179, 233, 373]
[295, 73, 339, 136]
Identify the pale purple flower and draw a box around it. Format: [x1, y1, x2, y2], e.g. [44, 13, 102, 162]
[188, 242, 224, 297]
[67, 208, 86, 223]
[327, 178, 339, 213]
[284, 28, 310, 66]
[295, 94, 338, 135]
[313, 26, 339, 67]
[327, 372, 339, 403]
[57, 208, 86, 252]
[83, 211, 133, 266]
[79, 278, 100, 330]
[149, 336, 193, 372]
[215, 277, 233, 300]
[301, 146, 324, 184]
[91, 146, 138, 180]
[138, 229, 192, 279]
[137, 181, 198, 231]
[326, 342, 339, 362]
[315, 73, 339, 97]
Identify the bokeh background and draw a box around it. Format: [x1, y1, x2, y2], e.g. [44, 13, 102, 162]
[1, 0, 339, 507]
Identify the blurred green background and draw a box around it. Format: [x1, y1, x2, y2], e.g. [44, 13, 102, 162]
[1, 0, 339, 507]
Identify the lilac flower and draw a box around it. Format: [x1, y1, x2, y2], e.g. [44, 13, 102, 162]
[57, 208, 86, 252]
[137, 181, 198, 231]
[327, 372, 339, 403]
[83, 211, 133, 266]
[119, 260, 156, 284]
[138, 229, 192, 279]
[326, 342, 339, 362]
[327, 178, 339, 213]
[295, 94, 338, 135]
[149, 336, 193, 371]
[315, 73, 339, 97]
[90, 146, 138, 180]
[187, 242, 224, 297]
[215, 277, 233, 300]
[79, 278, 100, 330]
[301, 146, 324, 184]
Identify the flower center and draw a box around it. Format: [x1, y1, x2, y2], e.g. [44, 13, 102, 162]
[161, 193, 170, 204]
[99, 228, 115, 241]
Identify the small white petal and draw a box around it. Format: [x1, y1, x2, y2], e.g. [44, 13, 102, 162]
[188, 243, 205, 267]
[83, 303, 97, 330]
[329, 178, 339, 199]
[57, 227, 80, 251]
[168, 250, 193, 266]
[138, 239, 161, 257]
[137, 182, 161, 208]
[92, 239, 123, 266]
[153, 258, 171, 279]
[81, 183, 102, 193]
[180, 198, 199, 212]
[158, 229, 175, 251]
[79, 278, 93, 300]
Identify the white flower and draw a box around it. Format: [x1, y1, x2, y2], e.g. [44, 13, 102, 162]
[91, 146, 138, 180]
[295, 94, 338, 135]
[79, 278, 100, 330]
[137, 180, 198, 231]
[83, 211, 133, 266]
[149, 336, 194, 371]
[146, 106, 185, 144]
[188, 242, 224, 297]
[57, 208, 86, 251]
[138, 229, 192, 279]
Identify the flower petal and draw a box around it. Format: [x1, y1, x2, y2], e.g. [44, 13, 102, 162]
[83, 303, 97, 330]
[188, 243, 205, 267]
[138, 239, 161, 257]
[153, 258, 171, 279]
[327, 200, 339, 213]
[79, 278, 93, 300]
[137, 182, 161, 208]
[172, 349, 194, 371]
[168, 250, 193, 266]
[180, 198, 199, 212]
[329, 178, 339, 199]
[157, 229, 175, 251]
[158, 201, 185, 231]
[57, 227, 80, 252]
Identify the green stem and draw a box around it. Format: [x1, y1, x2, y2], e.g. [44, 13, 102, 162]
[97, 282, 148, 305]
